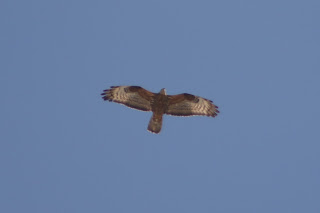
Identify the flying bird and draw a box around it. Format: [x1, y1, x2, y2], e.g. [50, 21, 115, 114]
[101, 86, 219, 134]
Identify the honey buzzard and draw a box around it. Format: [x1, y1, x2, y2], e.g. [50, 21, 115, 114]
[101, 86, 219, 134]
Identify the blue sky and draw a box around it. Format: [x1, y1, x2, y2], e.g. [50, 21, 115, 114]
[1, 0, 320, 212]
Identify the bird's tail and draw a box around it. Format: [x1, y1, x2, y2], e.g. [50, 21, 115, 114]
[147, 114, 163, 134]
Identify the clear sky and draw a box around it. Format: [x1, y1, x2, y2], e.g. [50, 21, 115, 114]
[1, 0, 320, 212]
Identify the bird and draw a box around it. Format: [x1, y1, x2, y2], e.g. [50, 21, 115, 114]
[101, 86, 219, 134]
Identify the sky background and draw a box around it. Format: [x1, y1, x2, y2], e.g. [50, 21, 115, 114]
[1, 0, 320, 212]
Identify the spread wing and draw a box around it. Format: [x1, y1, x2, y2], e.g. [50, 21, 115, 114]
[101, 86, 155, 111]
[166, 93, 219, 117]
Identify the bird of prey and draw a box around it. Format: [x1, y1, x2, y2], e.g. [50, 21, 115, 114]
[101, 86, 219, 134]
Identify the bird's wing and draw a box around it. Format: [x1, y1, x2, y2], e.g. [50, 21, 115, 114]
[166, 93, 219, 117]
[101, 86, 155, 111]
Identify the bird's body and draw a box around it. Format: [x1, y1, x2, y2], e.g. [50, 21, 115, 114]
[148, 88, 167, 133]
[101, 86, 219, 134]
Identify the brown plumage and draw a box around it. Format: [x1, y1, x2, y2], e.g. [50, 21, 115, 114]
[101, 86, 219, 134]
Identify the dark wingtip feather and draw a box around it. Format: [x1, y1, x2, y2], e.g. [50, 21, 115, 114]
[101, 94, 110, 101]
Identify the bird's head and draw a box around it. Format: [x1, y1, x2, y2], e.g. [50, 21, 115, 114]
[160, 88, 167, 95]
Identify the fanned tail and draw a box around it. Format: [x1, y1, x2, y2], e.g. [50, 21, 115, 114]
[147, 114, 163, 134]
